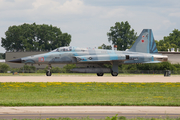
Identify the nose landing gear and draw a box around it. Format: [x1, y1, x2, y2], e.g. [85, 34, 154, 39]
[97, 73, 104, 76]
[111, 71, 118, 76]
[111, 61, 119, 77]
[46, 64, 52, 76]
[46, 71, 52, 76]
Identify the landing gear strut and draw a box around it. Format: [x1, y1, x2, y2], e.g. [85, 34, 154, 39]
[46, 64, 52, 76]
[111, 61, 118, 77]
[97, 73, 104, 76]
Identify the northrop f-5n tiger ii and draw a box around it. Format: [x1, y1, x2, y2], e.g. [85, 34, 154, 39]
[8, 29, 168, 76]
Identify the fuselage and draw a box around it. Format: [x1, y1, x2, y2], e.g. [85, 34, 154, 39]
[17, 46, 167, 65]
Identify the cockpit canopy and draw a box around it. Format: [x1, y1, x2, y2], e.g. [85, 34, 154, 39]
[52, 46, 90, 52]
[52, 46, 73, 52]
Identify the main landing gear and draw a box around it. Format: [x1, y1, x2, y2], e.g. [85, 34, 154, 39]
[46, 64, 52, 76]
[96, 61, 119, 77]
[96, 71, 118, 76]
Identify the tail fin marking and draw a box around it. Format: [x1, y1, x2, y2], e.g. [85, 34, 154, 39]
[129, 29, 158, 53]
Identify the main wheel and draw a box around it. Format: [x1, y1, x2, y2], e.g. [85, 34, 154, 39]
[97, 73, 104, 76]
[111, 71, 118, 76]
[46, 71, 52, 76]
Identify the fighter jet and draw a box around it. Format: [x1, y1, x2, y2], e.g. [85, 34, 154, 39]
[8, 29, 168, 76]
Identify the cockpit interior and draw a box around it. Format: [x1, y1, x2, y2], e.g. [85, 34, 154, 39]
[53, 46, 72, 52]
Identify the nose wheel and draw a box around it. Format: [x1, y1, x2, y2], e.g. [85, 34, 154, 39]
[46, 64, 52, 76]
[97, 73, 104, 76]
[111, 71, 118, 76]
[46, 71, 52, 76]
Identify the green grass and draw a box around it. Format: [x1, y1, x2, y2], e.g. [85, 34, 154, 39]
[0, 82, 180, 106]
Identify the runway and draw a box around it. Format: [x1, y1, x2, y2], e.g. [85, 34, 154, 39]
[0, 75, 180, 82]
[0, 106, 180, 119]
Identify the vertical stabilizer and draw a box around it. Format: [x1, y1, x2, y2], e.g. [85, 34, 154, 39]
[129, 29, 158, 53]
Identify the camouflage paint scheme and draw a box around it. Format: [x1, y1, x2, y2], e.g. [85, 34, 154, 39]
[8, 29, 168, 76]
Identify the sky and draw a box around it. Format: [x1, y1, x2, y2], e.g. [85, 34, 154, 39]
[0, 0, 180, 53]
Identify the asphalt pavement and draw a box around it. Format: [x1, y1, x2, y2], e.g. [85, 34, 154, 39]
[0, 106, 180, 119]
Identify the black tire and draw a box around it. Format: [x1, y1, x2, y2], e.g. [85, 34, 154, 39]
[111, 71, 118, 76]
[46, 71, 52, 76]
[97, 73, 104, 76]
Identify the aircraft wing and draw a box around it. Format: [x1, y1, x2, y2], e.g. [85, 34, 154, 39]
[74, 54, 127, 63]
[142, 61, 161, 63]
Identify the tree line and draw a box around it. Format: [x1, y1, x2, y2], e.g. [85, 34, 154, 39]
[1, 22, 180, 52]
[1, 23, 71, 51]
[155, 29, 180, 51]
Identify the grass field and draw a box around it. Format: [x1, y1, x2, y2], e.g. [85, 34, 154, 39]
[0, 82, 180, 106]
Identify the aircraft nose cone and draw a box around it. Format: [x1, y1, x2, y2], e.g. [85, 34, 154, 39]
[8, 58, 22, 63]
